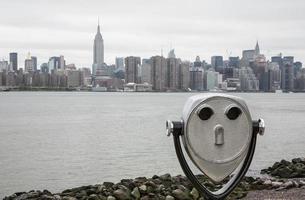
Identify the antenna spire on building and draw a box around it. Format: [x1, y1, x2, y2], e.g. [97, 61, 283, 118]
[97, 17, 101, 33]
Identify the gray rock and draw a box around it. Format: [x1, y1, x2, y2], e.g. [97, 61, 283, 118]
[54, 194, 62, 200]
[139, 185, 147, 194]
[131, 187, 140, 200]
[88, 194, 100, 200]
[113, 189, 131, 200]
[103, 182, 114, 188]
[263, 180, 272, 186]
[172, 189, 190, 200]
[159, 174, 171, 181]
[62, 197, 77, 200]
[107, 196, 116, 200]
[15, 193, 29, 200]
[97, 185, 106, 193]
[282, 181, 294, 189]
[40, 195, 56, 200]
[271, 181, 283, 188]
[190, 188, 199, 200]
[165, 195, 175, 200]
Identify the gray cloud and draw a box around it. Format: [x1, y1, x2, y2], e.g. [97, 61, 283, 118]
[0, 0, 304, 68]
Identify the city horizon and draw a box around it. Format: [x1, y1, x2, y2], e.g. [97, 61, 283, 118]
[0, 0, 304, 68]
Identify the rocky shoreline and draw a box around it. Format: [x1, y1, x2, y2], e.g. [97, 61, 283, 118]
[3, 158, 305, 200]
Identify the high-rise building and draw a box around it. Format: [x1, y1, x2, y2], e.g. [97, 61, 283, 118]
[48, 57, 60, 71]
[179, 61, 190, 90]
[194, 56, 202, 68]
[125, 56, 141, 83]
[25, 53, 34, 72]
[282, 57, 294, 91]
[9, 52, 18, 71]
[115, 57, 124, 69]
[59, 55, 65, 69]
[40, 63, 49, 73]
[92, 20, 104, 75]
[271, 56, 283, 67]
[211, 56, 223, 73]
[205, 69, 217, 91]
[141, 59, 151, 84]
[0, 60, 9, 72]
[228, 57, 240, 68]
[31, 56, 37, 71]
[190, 68, 204, 91]
[166, 57, 180, 89]
[150, 56, 167, 91]
[239, 67, 259, 91]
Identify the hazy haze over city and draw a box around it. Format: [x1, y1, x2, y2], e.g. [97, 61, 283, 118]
[0, 0, 304, 68]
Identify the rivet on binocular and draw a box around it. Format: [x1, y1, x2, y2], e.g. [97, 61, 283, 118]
[167, 94, 265, 199]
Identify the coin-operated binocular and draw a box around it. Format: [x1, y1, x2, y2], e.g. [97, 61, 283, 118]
[166, 94, 265, 200]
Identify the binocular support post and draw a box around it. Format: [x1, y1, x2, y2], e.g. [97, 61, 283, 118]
[169, 120, 263, 200]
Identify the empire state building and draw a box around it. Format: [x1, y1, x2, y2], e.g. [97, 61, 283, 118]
[92, 20, 104, 75]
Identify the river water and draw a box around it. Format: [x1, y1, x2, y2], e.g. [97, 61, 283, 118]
[0, 92, 305, 197]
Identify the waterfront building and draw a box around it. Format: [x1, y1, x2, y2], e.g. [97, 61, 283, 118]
[31, 56, 37, 71]
[242, 50, 255, 63]
[179, 61, 190, 90]
[40, 63, 49, 73]
[0, 60, 9, 72]
[6, 71, 16, 86]
[125, 56, 141, 84]
[166, 57, 180, 90]
[9, 52, 18, 71]
[141, 59, 151, 84]
[211, 56, 223, 73]
[190, 68, 204, 91]
[282, 57, 294, 91]
[25, 53, 35, 72]
[295, 68, 305, 91]
[48, 57, 60, 71]
[115, 57, 124, 70]
[271, 56, 283, 66]
[59, 56, 65, 69]
[124, 82, 152, 92]
[252, 54, 267, 91]
[267, 62, 281, 91]
[150, 55, 167, 91]
[67, 70, 82, 88]
[92, 20, 104, 75]
[193, 56, 202, 69]
[226, 78, 241, 91]
[204, 69, 217, 91]
[294, 62, 302, 77]
[239, 67, 259, 91]
[228, 57, 240, 68]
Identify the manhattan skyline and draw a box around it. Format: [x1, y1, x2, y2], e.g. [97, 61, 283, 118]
[0, 0, 304, 68]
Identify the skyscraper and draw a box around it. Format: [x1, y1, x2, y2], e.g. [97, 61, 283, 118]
[25, 53, 34, 72]
[125, 56, 141, 83]
[31, 56, 37, 71]
[211, 56, 223, 73]
[115, 57, 124, 69]
[92, 19, 104, 75]
[150, 56, 167, 91]
[9, 52, 18, 71]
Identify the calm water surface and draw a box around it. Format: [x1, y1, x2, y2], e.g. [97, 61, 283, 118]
[0, 92, 305, 197]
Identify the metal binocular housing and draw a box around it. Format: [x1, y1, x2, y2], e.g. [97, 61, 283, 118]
[166, 94, 265, 200]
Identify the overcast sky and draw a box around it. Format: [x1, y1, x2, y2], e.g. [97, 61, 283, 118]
[0, 0, 304, 68]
